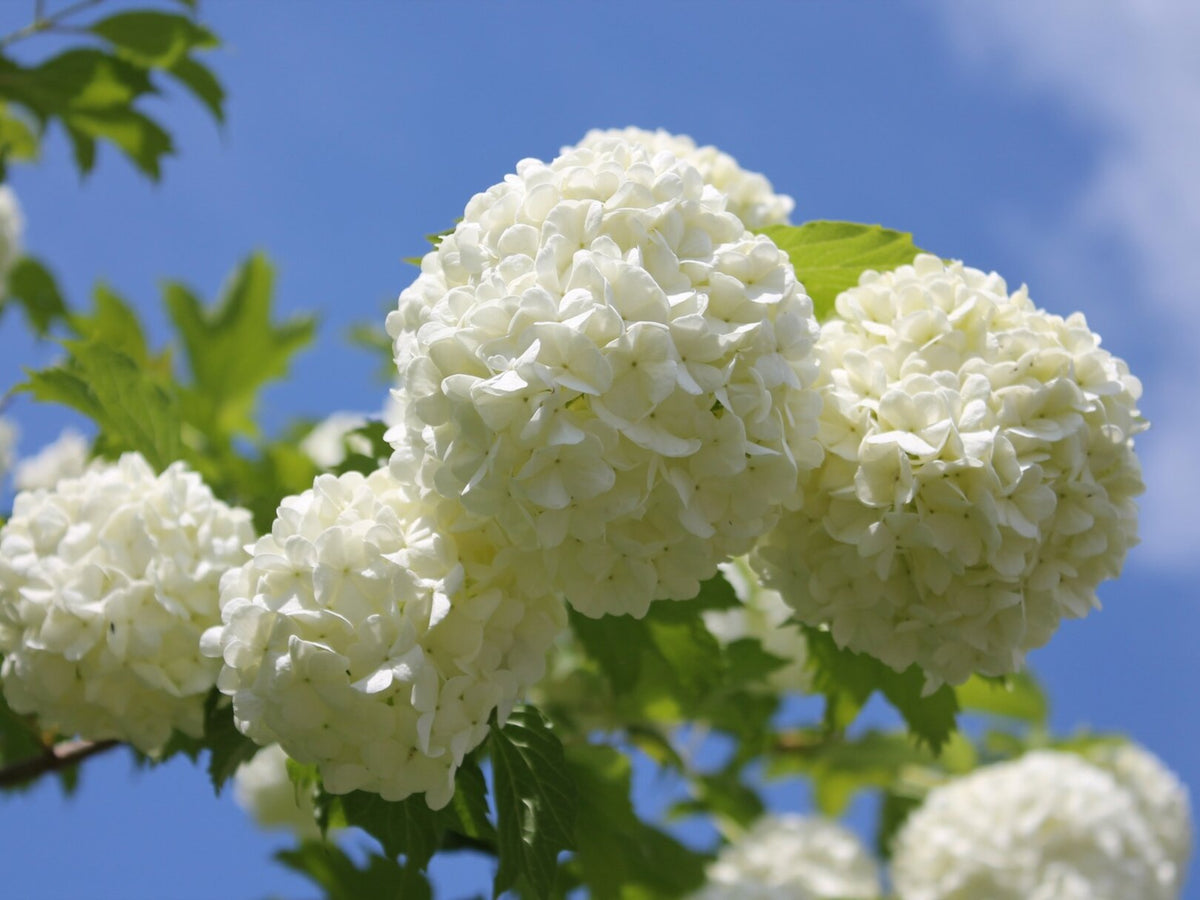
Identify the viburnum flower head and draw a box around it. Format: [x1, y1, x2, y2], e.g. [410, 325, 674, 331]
[1084, 741, 1193, 878]
[570, 127, 794, 229]
[204, 469, 566, 809]
[0, 453, 254, 752]
[389, 137, 821, 618]
[12, 428, 90, 492]
[754, 254, 1146, 687]
[692, 814, 882, 899]
[890, 750, 1185, 900]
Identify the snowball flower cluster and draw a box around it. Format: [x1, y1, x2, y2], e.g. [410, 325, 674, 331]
[12, 429, 90, 492]
[704, 556, 810, 692]
[754, 254, 1146, 686]
[204, 469, 566, 809]
[234, 744, 324, 840]
[570, 128, 794, 229]
[0, 184, 23, 294]
[389, 138, 821, 618]
[692, 814, 882, 899]
[1084, 741, 1193, 877]
[0, 453, 254, 752]
[891, 750, 1187, 900]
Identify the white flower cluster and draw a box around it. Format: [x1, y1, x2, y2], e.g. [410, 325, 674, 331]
[570, 128, 794, 229]
[754, 254, 1146, 686]
[0, 184, 23, 294]
[693, 814, 882, 900]
[234, 744, 323, 840]
[389, 137, 821, 618]
[0, 453, 254, 752]
[1084, 742, 1193, 878]
[890, 750, 1188, 900]
[704, 556, 810, 692]
[12, 429, 90, 492]
[204, 469, 566, 809]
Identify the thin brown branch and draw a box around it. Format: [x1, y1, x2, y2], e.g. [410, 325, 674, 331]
[0, 0, 106, 49]
[0, 737, 120, 788]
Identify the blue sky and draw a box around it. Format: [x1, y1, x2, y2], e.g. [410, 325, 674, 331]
[1, 1, 1197, 897]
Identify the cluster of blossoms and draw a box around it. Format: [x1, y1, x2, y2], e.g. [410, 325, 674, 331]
[12, 429, 90, 492]
[570, 127, 794, 229]
[754, 254, 1146, 686]
[388, 135, 821, 618]
[891, 748, 1191, 899]
[692, 814, 882, 899]
[0, 453, 253, 752]
[203, 468, 566, 808]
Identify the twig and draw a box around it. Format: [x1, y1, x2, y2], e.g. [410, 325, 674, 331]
[1, 0, 106, 50]
[0, 737, 120, 788]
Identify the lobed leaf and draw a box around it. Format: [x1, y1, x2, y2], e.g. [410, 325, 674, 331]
[759, 220, 926, 320]
[803, 627, 959, 752]
[491, 706, 576, 899]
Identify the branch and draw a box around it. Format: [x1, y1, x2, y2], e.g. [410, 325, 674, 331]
[0, 0, 106, 49]
[0, 737, 120, 788]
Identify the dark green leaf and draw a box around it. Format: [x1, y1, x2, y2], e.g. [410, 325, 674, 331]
[164, 253, 316, 439]
[277, 842, 427, 900]
[491, 706, 576, 899]
[337, 791, 443, 869]
[61, 106, 172, 179]
[759, 221, 926, 320]
[876, 790, 922, 859]
[566, 744, 707, 900]
[202, 689, 258, 794]
[443, 758, 496, 844]
[803, 627, 959, 752]
[3, 256, 68, 335]
[89, 12, 218, 69]
[166, 56, 224, 123]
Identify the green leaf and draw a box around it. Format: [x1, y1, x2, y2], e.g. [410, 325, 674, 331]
[491, 706, 576, 899]
[955, 672, 1049, 726]
[277, 842, 428, 900]
[166, 56, 224, 123]
[566, 744, 708, 900]
[201, 689, 258, 794]
[759, 221, 926, 320]
[69, 284, 160, 367]
[3, 256, 68, 335]
[0, 105, 39, 164]
[337, 791, 443, 869]
[89, 11, 218, 69]
[19, 50, 155, 113]
[21, 341, 182, 470]
[164, 253, 316, 440]
[61, 106, 172, 179]
[443, 758, 496, 844]
[803, 627, 959, 752]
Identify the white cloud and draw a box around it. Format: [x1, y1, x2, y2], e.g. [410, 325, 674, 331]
[933, 0, 1200, 570]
